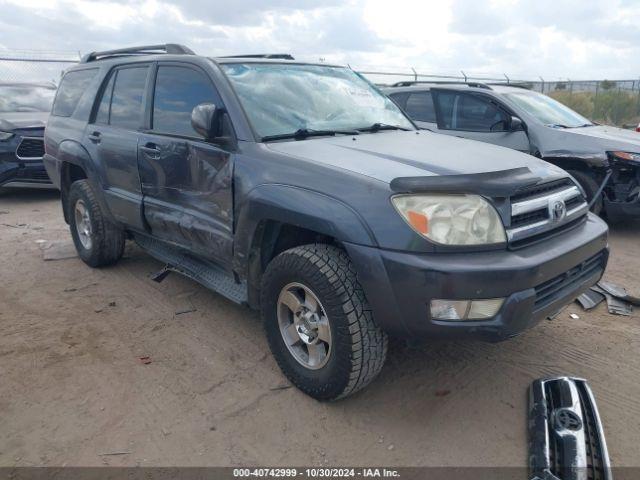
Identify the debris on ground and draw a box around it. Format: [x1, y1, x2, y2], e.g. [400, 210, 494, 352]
[108, 301, 116, 307]
[269, 384, 293, 391]
[435, 389, 451, 397]
[569, 313, 580, 319]
[175, 307, 197, 316]
[41, 240, 78, 261]
[575, 280, 636, 316]
[576, 289, 606, 310]
[98, 451, 131, 456]
[139, 356, 152, 365]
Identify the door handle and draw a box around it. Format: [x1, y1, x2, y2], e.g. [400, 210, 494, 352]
[140, 143, 161, 159]
[88, 131, 101, 143]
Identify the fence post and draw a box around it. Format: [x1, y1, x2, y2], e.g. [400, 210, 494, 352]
[411, 67, 417, 82]
[539, 76, 545, 93]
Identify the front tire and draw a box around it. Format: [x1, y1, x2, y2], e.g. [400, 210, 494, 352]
[261, 244, 387, 401]
[68, 180, 125, 267]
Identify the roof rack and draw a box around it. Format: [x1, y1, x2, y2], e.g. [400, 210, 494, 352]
[487, 82, 532, 90]
[390, 80, 492, 90]
[81, 44, 195, 63]
[218, 54, 295, 60]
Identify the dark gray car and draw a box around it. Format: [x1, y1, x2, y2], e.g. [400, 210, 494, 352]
[43, 45, 608, 400]
[384, 82, 640, 219]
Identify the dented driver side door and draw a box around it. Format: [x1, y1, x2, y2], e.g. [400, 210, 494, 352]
[137, 62, 233, 267]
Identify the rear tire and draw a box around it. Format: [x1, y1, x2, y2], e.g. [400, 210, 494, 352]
[261, 244, 387, 401]
[567, 169, 603, 216]
[68, 180, 125, 267]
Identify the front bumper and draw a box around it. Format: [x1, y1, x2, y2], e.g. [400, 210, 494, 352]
[0, 134, 52, 188]
[345, 213, 609, 341]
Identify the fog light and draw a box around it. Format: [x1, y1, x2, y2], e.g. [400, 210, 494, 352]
[430, 298, 505, 321]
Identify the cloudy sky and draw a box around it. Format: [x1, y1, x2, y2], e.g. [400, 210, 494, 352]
[0, 0, 639, 81]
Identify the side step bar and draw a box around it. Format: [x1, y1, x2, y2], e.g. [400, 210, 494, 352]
[133, 233, 248, 305]
[529, 377, 612, 480]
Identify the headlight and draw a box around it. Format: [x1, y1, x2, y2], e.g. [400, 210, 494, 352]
[392, 194, 506, 245]
[0, 131, 14, 141]
[610, 151, 640, 163]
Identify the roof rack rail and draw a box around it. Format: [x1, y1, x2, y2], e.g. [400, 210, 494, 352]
[390, 80, 492, 90]
[219, 54, 295, 60]
[487, 82, 532, 90]
[81, 44, 195, 63]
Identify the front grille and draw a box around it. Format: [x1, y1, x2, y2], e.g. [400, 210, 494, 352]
[507, 179, 589, 245]
[534, 251, 606, 309]
[511, 178, 573, 203]
[16, 137, 45, 159]
[529, 377, 611, 480]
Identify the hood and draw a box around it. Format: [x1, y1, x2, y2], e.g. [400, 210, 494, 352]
[567, 125, 640, 146]
[0, 111, 49, 131]
[266, 130, 566, 184]
[538, 124, 640, 162]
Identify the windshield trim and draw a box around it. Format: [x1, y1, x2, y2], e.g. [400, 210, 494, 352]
[218, 61, 416, 143]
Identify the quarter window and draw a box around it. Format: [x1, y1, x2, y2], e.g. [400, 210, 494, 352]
[52, 69, 97, 117]
[109, 66, 149, 130]
[435, 91, 510, 132]
[152, 66, 219, 137]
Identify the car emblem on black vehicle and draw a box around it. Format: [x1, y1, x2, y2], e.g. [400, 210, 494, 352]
[550, 199, 567, 222]
[554, 408, 582, 431]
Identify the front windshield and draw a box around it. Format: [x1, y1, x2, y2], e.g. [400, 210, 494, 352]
[503, 90, 592, 128]
[0, 85, 56, 113]
[220, 63, 414, 139]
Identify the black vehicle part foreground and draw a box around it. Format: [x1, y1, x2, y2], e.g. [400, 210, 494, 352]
[529, 377, 612, 480]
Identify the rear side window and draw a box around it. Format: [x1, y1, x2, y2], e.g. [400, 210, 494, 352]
[152, 66, 219, 137]
[52, 69, 97, 117]
[405, 92, 436, 123]
[109, 66, 149, 130]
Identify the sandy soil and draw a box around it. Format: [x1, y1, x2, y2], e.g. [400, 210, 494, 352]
[0, 188, 639, 468]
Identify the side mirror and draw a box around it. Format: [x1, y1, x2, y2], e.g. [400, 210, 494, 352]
[510, 116, 525, 132]
[191, 103, 218, 139]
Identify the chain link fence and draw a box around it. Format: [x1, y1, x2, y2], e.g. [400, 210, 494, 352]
[357, 67, 640, 128]
[0, 49, 80, 85]
[0, 51, 637, 128]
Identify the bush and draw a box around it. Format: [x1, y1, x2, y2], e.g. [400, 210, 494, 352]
[549, 90, 640, 127]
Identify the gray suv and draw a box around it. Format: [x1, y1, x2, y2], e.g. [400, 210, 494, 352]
[384, 82, 640, 219]
[44, 45, 608, 400]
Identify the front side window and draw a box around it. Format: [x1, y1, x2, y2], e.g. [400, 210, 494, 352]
[434, 91, 510, 132]
[220, 63, 414, 139]
[503, 90, 592, 128]
[405, 92, 436, 123]
[52, 69, 97, 117]
[109, 66, 149, 130]
[0, 85, 56, 113]
[152, 66, 219, 137]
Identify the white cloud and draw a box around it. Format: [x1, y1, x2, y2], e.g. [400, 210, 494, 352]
[0, 0, 638, 81]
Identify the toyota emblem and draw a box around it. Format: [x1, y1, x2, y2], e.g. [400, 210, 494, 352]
[550, 200, 566, 222]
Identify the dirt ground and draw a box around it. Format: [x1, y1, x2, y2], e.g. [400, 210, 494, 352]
[0, 187, 639, 468]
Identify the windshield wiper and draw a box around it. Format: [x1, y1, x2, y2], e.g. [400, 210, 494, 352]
[358, 122, 411, 133]
[546, 123, 570, 129]
[261, 128, 359, 142]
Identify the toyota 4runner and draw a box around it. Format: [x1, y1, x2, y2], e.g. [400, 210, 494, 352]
[44, 45, 609, 400]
